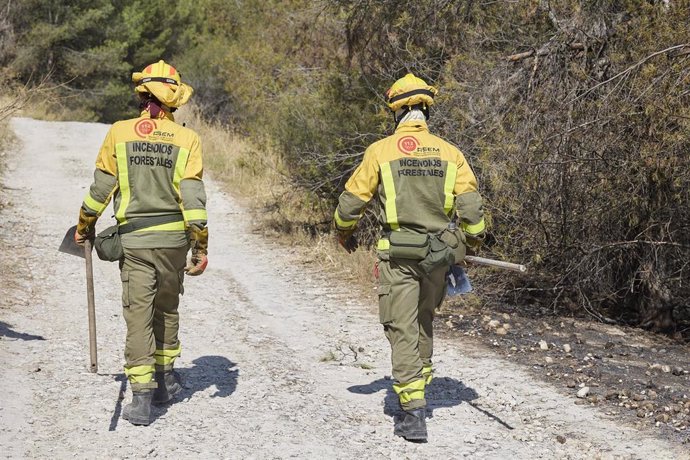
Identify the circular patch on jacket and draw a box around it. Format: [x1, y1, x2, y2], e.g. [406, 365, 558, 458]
[134, 119, 157, 138]
[397, 136, 419, 155]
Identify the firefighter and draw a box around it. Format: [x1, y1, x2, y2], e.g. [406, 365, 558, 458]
[334, 73, 485, 441]
[74, 60, 208, 426]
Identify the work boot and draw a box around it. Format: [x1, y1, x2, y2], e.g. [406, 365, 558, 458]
[122, 390, 153, 426]
[152, 371, 182, 405]
[394, 408, 427, 442]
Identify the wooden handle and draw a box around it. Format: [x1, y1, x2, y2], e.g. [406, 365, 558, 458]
[464, 255, 527, 273]
[84, 240, 98, 373]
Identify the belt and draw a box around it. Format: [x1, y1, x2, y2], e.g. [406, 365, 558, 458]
[118, 214, 184, 235]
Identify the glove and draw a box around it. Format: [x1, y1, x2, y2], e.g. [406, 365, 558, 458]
[186, 225, 208, 276]
[464, 232, 485, 255]
[75, 207, 97, 246]
[337, 229, 358, 253]
[74, 231, 94, 246]
[185, 249, 208, 276]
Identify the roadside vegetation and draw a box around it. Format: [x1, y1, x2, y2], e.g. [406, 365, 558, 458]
[0, 81, 21, 171]
[174, 104, 378, 290]
[1, 0, 688, 335]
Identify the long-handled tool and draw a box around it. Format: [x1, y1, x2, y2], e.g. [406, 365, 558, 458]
[58, 225, 98, 373]
[464, 255, 527, 273]
[446, 253, 527, 297]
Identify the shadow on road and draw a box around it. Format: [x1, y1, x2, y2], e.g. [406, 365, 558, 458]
[348, 375, 513, 429]
[177, 355, 239, 399]
[108, 374, 127, 432]
[0, 321, 45, 341]
[348, 375, 477, 416]
[108, 355, 239, 430]
[152, 355, 239, 422]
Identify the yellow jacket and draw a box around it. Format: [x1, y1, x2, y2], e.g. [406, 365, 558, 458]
[80, 110, 207, 249]
[335, 120, 484, 243]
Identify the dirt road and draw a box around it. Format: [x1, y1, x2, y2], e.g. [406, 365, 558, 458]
[0, 118, 687, 459]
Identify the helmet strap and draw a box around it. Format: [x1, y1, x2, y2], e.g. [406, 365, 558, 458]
[393, 103, 429, 128]
[393, 106, 410, 129]
[421, 105, 430, 120]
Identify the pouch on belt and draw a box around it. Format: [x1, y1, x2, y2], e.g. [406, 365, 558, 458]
[419, 227, 465, 275]
[94, 225, 123, 262]
[388, 230, 430, 260]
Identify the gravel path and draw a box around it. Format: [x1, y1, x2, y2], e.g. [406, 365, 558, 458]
[0, 117, 687, 459]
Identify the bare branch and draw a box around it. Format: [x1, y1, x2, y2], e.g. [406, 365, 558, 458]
[506, 43, 584, 62]
[569, 43, 690, 103]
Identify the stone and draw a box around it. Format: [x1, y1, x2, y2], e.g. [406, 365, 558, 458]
[577, 387, 590, 398]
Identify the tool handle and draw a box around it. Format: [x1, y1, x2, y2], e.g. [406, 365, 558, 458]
[84, 240, 98, 373]
[464, 255, 527, 273]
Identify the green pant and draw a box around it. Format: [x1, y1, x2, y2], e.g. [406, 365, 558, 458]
[120, 246, 187, 390]
[378, 258, 447, 410]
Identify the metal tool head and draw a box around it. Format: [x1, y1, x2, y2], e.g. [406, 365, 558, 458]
[58, 225, 85, 258]
[446, 264, 473, 297]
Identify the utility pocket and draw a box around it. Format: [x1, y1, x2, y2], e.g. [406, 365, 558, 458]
[94, 225, 124, 262]
[419, 234, 456, 275]
[378, 283, 392, 324]
[388, 231, 429, 260]
[121, 270, 130, 308]
[439, 227, 466, 264]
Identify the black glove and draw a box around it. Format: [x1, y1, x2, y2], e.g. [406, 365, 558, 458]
[337, 230, 359, 253]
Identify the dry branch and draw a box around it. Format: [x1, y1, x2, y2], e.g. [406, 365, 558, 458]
[0, 74, 60, 122]
[569, 43, 690, 103]
[506, 43, 584, 62]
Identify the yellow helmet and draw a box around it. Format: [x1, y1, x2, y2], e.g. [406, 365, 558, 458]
[132, 60, 193, 109]
[385, 73, 438, 112]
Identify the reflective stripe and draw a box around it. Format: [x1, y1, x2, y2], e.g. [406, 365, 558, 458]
[124, 364, 155, 384]
[183, 208, 207, 222]
[154, 344, 182, 367]
[422, 365, 433, 385]
[115, 143, 130, 223]
[443, 162, 457, 215]
[133, 221, 186, 233]
[173, 147, 191, 193]
[83, 194, 107, 214]
[380, 162, 399, 230]
[393, 378, 426, 404]
[377, 239, 390, 250]
[462, 218, 486, 235]
[334, 210, 357, 229]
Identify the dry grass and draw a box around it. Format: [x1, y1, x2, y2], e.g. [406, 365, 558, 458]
[175, 104, 379, 295]
[176, 105, 285, 199]
[0, 94, 24, 311]
[285, 230, 380, 308]
[0, 119, 14, 159]
[21, 102, 97, 122]
[0, 94, 20, 169]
